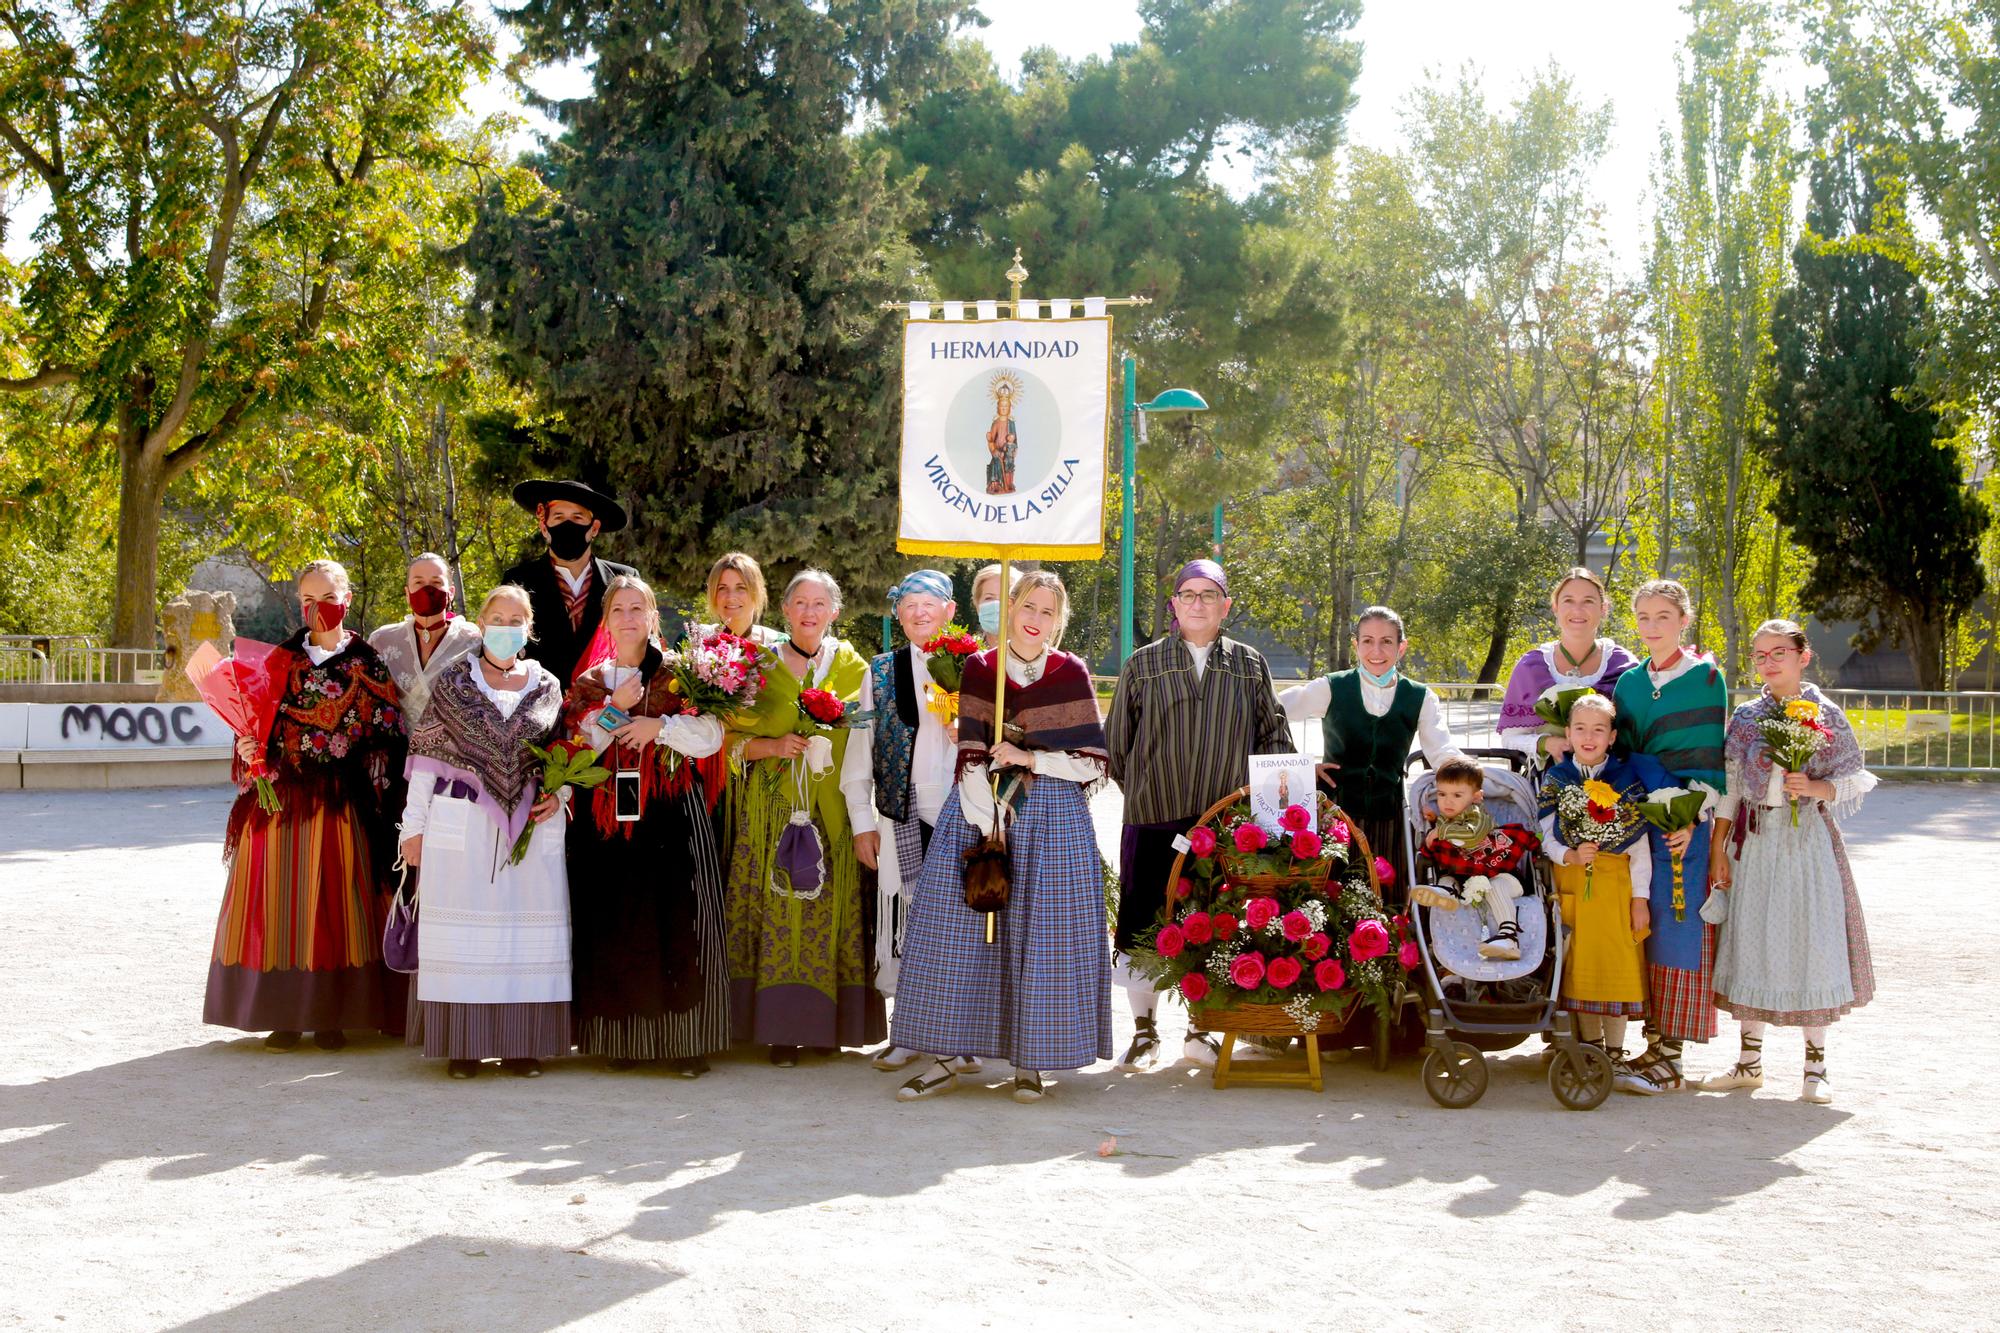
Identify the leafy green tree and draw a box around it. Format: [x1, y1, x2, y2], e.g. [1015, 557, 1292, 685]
[1765, 127, 1991, 689]
[466, 0, 972, 604]
[0, 0, 499, 645]
[1646, 0, 1796, 677]
[876, 0, 1360, 647]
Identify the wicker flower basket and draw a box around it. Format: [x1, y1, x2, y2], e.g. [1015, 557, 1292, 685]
[1168, 788, 1380, 905]
[1194, 997, 1362, 1036]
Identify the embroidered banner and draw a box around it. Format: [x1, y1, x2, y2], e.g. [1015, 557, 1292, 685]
[896, 316, 1113, 559]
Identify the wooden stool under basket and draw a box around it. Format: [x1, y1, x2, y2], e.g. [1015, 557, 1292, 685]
[1165, 788, 1385, 1094]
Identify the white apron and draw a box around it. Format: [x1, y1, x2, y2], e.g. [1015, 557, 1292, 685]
[416, 793, 572, 1006]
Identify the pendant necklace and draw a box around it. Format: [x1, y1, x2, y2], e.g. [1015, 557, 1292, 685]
[1556, 639, 1595, 675]
[1650, 648, 1684, 700]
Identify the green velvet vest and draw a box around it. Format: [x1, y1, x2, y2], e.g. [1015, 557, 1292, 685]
[1320, 669, 1424, 820]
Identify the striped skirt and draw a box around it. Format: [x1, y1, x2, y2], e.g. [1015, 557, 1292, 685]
[406, 989, 571, 1060]
[204, 796, 395, 1034]
[890, 777, 1112, 1072]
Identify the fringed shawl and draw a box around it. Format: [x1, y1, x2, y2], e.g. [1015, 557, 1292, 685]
[564, 645, 723, 835]
[405, 656, 564, 849]
[957, 648, 1109, 793]
[1725, 684, 1866, 811]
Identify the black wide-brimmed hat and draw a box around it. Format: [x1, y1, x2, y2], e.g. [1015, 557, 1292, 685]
[511, 479, 628, 533]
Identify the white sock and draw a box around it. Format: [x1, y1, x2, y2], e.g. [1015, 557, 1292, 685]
[1804, 1025, 1827, 1079]
[1578, 1014, 1603, 1043]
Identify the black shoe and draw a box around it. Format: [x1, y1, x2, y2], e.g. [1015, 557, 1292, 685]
[769, 1045, 799, 1068]
[312, 1029, 346, 1052]
[500, 1058, 543, 1078]
[607, 1058, 639, 1071]
[447, 1059, 480, 1080]
[263, 1030, 301, 1052]
[807, 1045, 836, 1058]
[673, 1057, 711, 1079]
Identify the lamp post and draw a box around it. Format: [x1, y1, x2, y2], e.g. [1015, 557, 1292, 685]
[1118, 357, 1209, 663]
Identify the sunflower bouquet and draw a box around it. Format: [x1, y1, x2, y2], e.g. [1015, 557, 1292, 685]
[1552, 777, 1643, 899]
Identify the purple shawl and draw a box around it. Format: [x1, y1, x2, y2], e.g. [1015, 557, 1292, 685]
[405, 657, 565, 848]
[1496, 640, 1640, 735]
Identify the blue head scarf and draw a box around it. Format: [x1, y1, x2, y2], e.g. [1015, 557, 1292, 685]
[888, 569, 953, 609]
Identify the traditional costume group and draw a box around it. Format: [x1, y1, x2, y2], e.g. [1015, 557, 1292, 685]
[201, 530, 1876, 1105]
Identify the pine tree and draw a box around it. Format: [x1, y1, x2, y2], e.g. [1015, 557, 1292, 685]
[465, 0, 971, 599]
[1764, 129, 1991, 688]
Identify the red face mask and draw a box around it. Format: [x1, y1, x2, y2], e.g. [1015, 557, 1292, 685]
[308, 600, 348, 633]
[408, 585, 450, 617]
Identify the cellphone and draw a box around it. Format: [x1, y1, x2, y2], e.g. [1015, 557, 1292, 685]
[614, 769, 642, 823]
[599, 703, 633, 732]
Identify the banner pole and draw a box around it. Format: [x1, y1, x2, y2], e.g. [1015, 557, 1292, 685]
[987, 552, 1012, 945]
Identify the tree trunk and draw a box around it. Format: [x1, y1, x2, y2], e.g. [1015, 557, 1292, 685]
[1476, 595, 1513, 685]
[1905, 607, 1946, 691]
[112, 433, 168, 650]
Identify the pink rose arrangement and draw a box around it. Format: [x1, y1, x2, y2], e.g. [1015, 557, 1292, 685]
[1301, 931, 1331, 960]
[1180, 973, 1211, 1003]
[1279, 803, 1311, 833]
[1292, 829, 1323, 859]
[1155, 924, 1186, 959]
[1229, 952, 1267, 989]
[1267, 956, 1302, 988]
[1281, 910, 1313, 941]
[1187, 826, 1218, 858]
[1245, 896, 1281, 931]
[1181, 911, 1214, 944]
[1233, 821, 1267, 854]
[1349, 918, 1390, 963]
[1315, 959, 1346, 991]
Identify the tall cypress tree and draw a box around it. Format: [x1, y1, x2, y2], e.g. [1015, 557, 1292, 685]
[466, 1, 971, 597]
[1764, 130, 1990, 689]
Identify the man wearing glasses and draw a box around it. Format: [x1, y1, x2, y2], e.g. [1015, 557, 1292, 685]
[1106, 559, 1294, 1069]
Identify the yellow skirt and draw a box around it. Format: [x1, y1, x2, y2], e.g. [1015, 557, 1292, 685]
[1552, 851, 1646, 1008]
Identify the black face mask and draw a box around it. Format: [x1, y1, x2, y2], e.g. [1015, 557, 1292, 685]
[546, 519, 593, 561]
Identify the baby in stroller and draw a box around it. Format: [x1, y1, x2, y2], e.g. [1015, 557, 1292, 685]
[1412, 757, 1541, 960]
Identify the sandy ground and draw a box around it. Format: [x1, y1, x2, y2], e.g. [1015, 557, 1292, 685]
[2, 781, 1997, 1332]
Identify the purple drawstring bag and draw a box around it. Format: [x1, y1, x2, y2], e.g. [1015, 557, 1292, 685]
[382, 865, 419, 974]
[771, 759, 826, 899]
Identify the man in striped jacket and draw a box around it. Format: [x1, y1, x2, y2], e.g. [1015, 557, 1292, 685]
[1106, 559, 1294, 1068]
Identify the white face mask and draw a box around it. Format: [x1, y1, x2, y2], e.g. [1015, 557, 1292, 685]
[483, 624, 528, 661]
[977, 600, 1002, 634]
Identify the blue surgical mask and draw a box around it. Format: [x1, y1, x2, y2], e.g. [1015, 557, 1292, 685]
[1358, 662, 1399, 688]
[977, 600, 1002, 635]
[483, 624, 528, 661]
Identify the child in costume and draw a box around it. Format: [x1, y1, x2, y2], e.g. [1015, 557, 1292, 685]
[1698, 619, 1875, 1105]
[1415, 757, 1540, 961]
[1612, 578, 1726, 1094]
[1538, 693, 1672, 1065]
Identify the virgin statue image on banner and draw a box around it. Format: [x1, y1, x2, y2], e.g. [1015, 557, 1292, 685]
[985, 374, 1021, 494]
[945, 368, 1058, 500]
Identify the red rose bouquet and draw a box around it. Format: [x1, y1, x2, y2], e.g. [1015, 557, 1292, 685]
[798, 687, 848, 729]
[510, 735, 610, 864]
[185, 638, 287, 814]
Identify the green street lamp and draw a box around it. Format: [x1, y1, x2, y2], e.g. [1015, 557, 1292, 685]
[1119, 357, 1210, 664]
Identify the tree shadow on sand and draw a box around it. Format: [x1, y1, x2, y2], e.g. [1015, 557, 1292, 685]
[1292, 1049, 1853, 1219]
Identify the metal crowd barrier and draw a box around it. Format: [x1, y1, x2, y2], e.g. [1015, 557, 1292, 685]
[1091, 675, 2000, 776]
[0, 637, 164, 686]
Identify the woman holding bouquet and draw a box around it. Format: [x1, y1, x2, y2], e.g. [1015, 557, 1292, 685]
[205, 559, 407, 1049]
[723, 569, 883, 1066]
[399, 585, 572, 1079]
[1497, 568, 1639, 769]
[838, 569, 979, 1075]
[1611, 579, 1728, 1094]
[890, 570, 1114, 1105]
[698, 553, 785, 886]
[565, 576, 729, 1076]
[1699, 620, 1876, 1104]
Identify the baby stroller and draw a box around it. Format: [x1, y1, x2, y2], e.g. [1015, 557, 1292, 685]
[1401, 749, 1614, 1110]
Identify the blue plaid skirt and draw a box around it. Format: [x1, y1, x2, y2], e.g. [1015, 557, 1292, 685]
[889, 776, 1112, 1072]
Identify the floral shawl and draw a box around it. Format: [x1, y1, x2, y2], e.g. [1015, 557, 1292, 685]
[405, 656, 564, 849]
[225, 630, 405, 860]
[1724, 684, 1866, 806]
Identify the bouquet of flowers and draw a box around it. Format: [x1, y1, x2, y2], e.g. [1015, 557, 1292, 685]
[1758, 697, 1831, 827]
[798, 687, 849, 729]
[510, 736, 610, 864]
[185, 638, 288, 814]
[1636, 783, 1719, 921]
[920, 623, 982, 724]
[1551, 777, 1642, 898]
[668, 630, 765, 719]
[1133, 792, 1412, 1033]
[1532, 684, 1594, 755]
